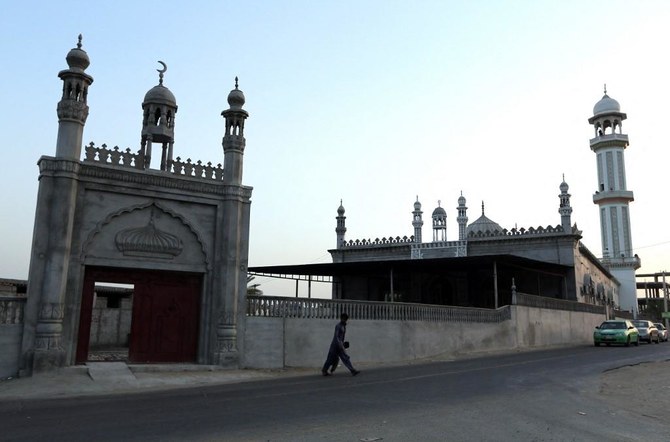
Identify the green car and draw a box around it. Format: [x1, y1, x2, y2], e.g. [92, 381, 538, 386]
[594, 320, 640, 347]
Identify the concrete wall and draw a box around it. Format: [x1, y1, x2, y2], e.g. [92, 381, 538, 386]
[513, 305, 603, 348]
[89, 297, 133, 348]
[243, 306, 605, 369]
[0, 325, 22, 378]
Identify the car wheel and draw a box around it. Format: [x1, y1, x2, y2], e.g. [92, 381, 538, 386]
[634, 336, 640, 346]
[624, 336, 630, 347]
[594, 342, 600, 347]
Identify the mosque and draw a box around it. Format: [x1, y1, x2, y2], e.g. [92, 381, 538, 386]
[250, 90, 640, 315]
[2, 37, 640, 377]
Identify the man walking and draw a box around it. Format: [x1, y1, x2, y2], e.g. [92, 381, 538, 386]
[322, 313, 360, 376]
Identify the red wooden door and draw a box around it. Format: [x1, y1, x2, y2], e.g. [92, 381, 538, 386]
[129, 276, 201, 363]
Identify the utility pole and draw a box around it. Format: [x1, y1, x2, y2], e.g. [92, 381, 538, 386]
[663, 271, 668, 329]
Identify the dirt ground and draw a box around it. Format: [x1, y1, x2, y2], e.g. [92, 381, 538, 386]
[597, 360, 670, 421]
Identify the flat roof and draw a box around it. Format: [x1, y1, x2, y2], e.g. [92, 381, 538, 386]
[249, 254, 572, 281]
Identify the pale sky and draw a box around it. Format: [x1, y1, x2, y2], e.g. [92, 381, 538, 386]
[2, 1, 669, 297]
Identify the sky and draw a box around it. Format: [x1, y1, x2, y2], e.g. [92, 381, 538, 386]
[2, 1, 670, 297]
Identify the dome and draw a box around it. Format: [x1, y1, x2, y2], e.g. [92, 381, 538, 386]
[466, 214, 503, 235]
[432, 206, 447, 217]
[414, 198, 422, 211]
[65, 35, 90, 71]
[466, 203, 502, 235]
[560, 180, 569, 193]
[337, 201, 345, 216]
[228, 77, 246, 109]
[143, 84, 177, 107]
[593, 94, 620, 116]
[458, 194, 466, 206]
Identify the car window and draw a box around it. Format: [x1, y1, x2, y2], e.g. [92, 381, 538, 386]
[600, 322, 624, 329]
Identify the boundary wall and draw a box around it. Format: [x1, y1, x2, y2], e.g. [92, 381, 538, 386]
[242, 296, 605, 369]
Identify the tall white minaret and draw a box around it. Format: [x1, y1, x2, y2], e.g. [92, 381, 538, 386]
[412, 196, 423, 243]
[588, 86, 640, 313]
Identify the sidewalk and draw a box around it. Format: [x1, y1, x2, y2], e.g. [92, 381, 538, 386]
[0, 363, 314, 401]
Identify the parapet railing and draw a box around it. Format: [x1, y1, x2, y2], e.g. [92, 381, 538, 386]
[83, 142, 224, 180]
[0, 296, 26, 325]
[341, 236, 415, 248]
[468, 225, 569, 238]
[514, 292, 605, 315]
[246, 296, 511, 323]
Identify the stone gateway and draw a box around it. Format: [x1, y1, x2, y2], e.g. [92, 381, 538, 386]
[20, 36, 252, 375]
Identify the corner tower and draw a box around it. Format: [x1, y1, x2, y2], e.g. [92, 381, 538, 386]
[558, 176, 572, 232]
[56, 35, 93, 159]
[457, 192, 468, 240]
[336, 200, 346, 248]
[222, 77, 248, 185]
[588, 87, 640, 313]
[412, 197, 423, 243]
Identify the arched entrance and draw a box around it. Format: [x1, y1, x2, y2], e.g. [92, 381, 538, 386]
[76, 266, 202, 364]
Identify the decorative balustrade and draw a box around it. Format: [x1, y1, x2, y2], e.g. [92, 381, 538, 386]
[0, 296, 26, 325]
[342, 235, 415, 248]
[84, 142, 142, 168]
[468, 224, 568, 238]
[169, 157, 223, 180]
[246, 296, 511, 323]
[83, 142, 224, 181]
[515, 292, 605, 315]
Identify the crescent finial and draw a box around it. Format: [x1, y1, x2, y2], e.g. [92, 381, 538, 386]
[157, 61, 167, 85]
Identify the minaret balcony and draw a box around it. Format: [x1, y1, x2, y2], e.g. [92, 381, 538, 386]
[589, 133, 628, 150]
[602, 254, 641, 270]
[593, 190, 634, 204]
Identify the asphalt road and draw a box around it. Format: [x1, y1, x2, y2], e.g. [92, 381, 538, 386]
[1, 344, 669, 441]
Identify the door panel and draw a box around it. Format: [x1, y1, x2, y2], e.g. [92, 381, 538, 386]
[78, 267, 201, 364]
[129, 276, 200, 363]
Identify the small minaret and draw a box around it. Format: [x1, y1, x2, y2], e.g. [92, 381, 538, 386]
[336, 200, 346, 248]
[588, 86, 640, 313]
[222, 77, 248, 185]
[457, 192, 468, 241]
[141, 61, 178, 171]
[432, 201, 447, 242]
[55, 34, 94, 159]
[412, 196, 423, 243]
[558, 175, 572, 232]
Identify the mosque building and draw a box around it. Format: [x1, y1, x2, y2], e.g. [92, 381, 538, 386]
[252, 91, 638, 315]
